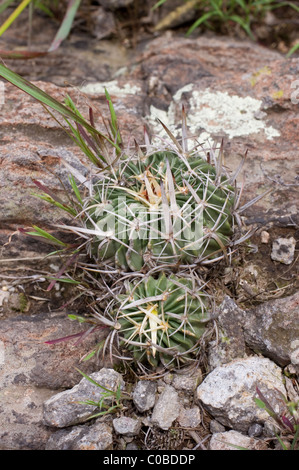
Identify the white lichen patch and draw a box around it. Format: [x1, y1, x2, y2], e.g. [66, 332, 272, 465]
[80, 80, 141, 96]
[148, 83, 280, 142]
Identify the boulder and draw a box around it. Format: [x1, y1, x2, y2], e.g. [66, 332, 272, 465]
[243, 291, 299, 372]
[196, 356, 286, 432]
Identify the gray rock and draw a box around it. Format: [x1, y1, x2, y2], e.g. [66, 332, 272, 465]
[271, 237, 296, 265]
[0, 384, 54, 450]
[132, 380, 157, 412]
[43, 368, 124, 428]
[209, 419, 226, 434]
[178, 407, 201, 428]
[243, 292, 299, 372]
[171, 369, 203, 392]
[197, 356, 286, 433]
[209, 430, 268, 450]
[0, 310, 107, 449]
[45, 421, 113, 450]
[91, 7, 115, 40]
[97, 0, 134, 10]
[208, 296, 246, 369]
[151, 385, 180, 431]
[113, 417, 141, 436]
[0, 311, 108, 390]
[247, 423, 263, 438]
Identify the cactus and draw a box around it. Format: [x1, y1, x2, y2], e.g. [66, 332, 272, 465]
[0, 65, 268, 371]
[82, 145, 240, 272]
[112, 273, 210, 368]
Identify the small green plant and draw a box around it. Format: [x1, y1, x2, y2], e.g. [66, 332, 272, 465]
[76, 369, 131, 419]
[153, 0, 299, 55]
[254, 386, 299, 450]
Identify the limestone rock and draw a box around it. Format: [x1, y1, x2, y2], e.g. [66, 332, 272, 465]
[45, 421, 113, 450]
[113, 417, 141, 436]
[0, 311, 107, 390]
[243, 292, 299, 372]
[178, 407, 201, 428]
[271, 237, 296, 265]
[196, 356, 286, 432]
[132, 380, 157, 413]
[151, 385, 180, 431]
[208, 296, 246, 369]
[209, 430, 268, 450]
[43, 368, 124, 428]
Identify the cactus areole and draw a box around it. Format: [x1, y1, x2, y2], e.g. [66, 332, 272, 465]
[85, 150, 237, 271]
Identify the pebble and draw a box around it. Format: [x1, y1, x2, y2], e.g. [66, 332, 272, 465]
[151, 385, 180, 430]
[113, 417, 141, 436]
[271, 237, 296, 265]
[132, 380, 157, 413]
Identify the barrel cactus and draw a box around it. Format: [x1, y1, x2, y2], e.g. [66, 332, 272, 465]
[112, 273, 211, 368]
[82, 144, 239, 272]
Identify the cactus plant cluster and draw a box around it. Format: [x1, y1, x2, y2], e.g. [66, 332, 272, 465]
[0, 64, 264, 372]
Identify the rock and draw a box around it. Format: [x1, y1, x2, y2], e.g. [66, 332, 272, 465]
[0, 385, 54, 450]
[243, 292, 299, 372]
[43, 368, 124, 428]
[45, 421, 113, 450]
[178, 407, 201, 428]
[90, 7, 115, 40]
[171, 369, 203, 392]
[151, 385, 180, 431]
[209, 430, 268, 450]
[196, 356, 286, 432]
[0, 310, 108, 449]
[0, 311, 107, 390]
[113, 417, 141, 436]
[97, 0, 134, 10]
[271, 237, 296, 265]
[208, 296, 246, 369]
[133, 35, 299, 227]
[132, 380, 157, 413]
[248, 423, 263, 438]
[209, 420, 226, 434]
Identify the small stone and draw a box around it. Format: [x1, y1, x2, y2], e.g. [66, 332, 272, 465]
[178, 407, 201, 428]
[209, 430, 268, 450]
[43, 368, 124, 428]
[45, 421, 113, 450]
[113, 417, 141, 436]
[132, 380, 157, 413]
[151, 385, 180, 431]
[271, 237, 296, 265]
[248, 423, 263, 438]
[126, 442, 139, 450]
[196, 357, 286, 432]
[210, 420, 226, 434]
[260, 230, 270, 243]
[172, 369, 203, 392]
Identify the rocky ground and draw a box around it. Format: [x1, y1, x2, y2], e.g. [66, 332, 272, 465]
[0, 0, 298, 450]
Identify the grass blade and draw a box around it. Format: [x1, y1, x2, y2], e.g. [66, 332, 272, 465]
[48, 0, 81, 52]
[0, 0, 32, 37]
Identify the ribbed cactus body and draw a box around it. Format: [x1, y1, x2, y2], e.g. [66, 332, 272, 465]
[114, 273, 209, 368]
[85, 151, 236, 270]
